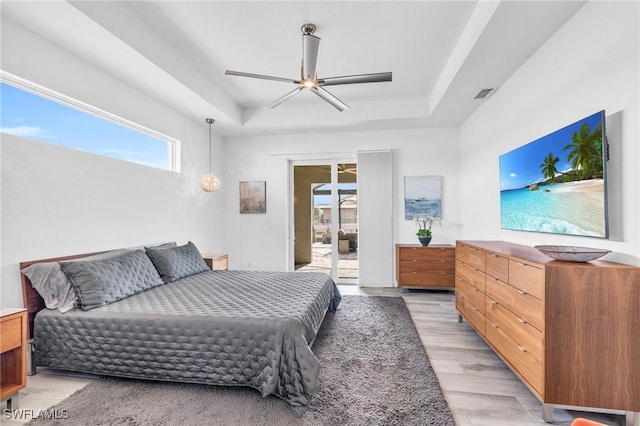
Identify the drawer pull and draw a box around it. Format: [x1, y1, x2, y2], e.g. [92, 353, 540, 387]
[440, 272, 446, 275]
[517, 317, 527, 324]
[490, 299, 497, 305]
[517, 345, 527, 353]
[490, 253, 497, 257]
[412, 259, 417, 262]
[412, 272, 418, 275]
[440, 260, 446, 263]
[517, 262, 526, 267]
[490, 276, 497, 281]
[473, 306, 479, 312]
[491, 322, 498, 328]
[472, 286, 479, 292]
[517, 289, 528, 296]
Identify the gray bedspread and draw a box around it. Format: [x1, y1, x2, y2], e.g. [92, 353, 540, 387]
[34, 270, 341, 414]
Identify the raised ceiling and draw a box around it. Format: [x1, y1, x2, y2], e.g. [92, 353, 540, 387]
[1, 1, 586, 136]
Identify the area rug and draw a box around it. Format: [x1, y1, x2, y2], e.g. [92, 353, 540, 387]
[27, 295, 455, 425]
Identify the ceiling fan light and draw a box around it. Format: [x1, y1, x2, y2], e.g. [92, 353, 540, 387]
[302, 79, 315, 88]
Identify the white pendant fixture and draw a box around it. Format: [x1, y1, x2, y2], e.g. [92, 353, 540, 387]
[200, 118, 220, 192]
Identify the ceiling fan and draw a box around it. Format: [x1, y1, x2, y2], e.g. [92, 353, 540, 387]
[225, 23, 392, 112]
[338, 164, 357, 174]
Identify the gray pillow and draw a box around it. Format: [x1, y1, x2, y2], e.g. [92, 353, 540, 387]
[145, 241, 208, 283]
[21, 249, 130, 313]
[60, 250, 164, 310]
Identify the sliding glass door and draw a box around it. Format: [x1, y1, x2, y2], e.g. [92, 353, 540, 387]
[291, 160, 358, 284]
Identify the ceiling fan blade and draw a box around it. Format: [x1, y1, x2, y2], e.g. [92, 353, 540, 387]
[268, 87, 303, 108]
[311, 86, 350, 112]
[225, 70, 299, 84]
[319, 72, 392, 86]
[302, 34, 320, 81]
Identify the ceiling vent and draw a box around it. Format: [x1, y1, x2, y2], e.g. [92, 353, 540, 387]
[474, 88, 494, 99]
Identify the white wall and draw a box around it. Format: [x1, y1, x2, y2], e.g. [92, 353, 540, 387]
[223, 127, 460, 286]
[460, 1, 640, 265]
[0, 17, 225, 307]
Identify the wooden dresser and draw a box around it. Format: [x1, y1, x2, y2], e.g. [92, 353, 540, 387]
[396, 244, 455, 289]
[1, 308, 27, 409]
[455, 241, 640, 423]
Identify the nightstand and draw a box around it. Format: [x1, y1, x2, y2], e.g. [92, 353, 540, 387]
[203, 253, 228, 270]
[1, 308, 27, 410]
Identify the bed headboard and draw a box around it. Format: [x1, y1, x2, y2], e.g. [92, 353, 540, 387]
[20, 251, 106, 340]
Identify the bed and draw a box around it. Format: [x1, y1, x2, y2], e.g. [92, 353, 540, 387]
[20, 242, 341, 415]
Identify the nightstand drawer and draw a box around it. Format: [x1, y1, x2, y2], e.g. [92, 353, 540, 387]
[0, 317, 22, 353]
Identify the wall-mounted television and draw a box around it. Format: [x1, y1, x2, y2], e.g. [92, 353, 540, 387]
[499, 110, 608, 238]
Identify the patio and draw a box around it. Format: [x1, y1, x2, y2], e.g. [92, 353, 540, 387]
[296, 242, 358, 280]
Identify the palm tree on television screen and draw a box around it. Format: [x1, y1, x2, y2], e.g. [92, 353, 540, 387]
[540, 152, 560, 183]
[563, 123, 602, 179]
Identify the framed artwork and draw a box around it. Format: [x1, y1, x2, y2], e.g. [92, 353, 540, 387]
[404, 176, 442, 220]
[239, 181, 266, 214]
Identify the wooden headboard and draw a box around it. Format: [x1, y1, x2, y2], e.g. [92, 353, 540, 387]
[20, 251, 106, 340]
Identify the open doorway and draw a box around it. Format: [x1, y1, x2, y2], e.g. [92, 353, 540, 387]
[293, 163, 358, 283]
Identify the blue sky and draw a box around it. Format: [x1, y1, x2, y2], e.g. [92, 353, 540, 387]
[499, 111, 603, 191]
[313, 183, 357, 205]
[0, 83, 169, 170]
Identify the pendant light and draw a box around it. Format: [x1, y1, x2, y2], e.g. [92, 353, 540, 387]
[200, 118, 220, 192]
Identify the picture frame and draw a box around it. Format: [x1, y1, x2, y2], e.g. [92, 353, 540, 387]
[404, 176, 442, 220]
[239, 181, 266, 214]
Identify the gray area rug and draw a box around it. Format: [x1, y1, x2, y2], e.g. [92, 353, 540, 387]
[28, 295, 455, 425]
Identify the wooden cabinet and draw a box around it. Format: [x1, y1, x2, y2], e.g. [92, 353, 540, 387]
[203, 253, 228, 270]
[396, 244, 455, 289]
[1, 308, 27, 409]
[455, 241, 640, 422]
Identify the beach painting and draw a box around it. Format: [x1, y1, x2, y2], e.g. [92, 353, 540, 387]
[404, 176, 442, 220]
[499, 111, 608, 238]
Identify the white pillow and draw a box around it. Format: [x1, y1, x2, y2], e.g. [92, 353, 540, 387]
[21, 249, 129, 313]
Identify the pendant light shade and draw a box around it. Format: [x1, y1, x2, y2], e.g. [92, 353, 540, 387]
[200, 173, 220, 192]
[201, 118, 220, 192]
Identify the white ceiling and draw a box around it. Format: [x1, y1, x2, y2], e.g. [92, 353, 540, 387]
[2, 1, 586, 136]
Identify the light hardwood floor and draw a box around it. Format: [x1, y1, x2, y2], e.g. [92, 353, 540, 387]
[1, 286, 627, 425]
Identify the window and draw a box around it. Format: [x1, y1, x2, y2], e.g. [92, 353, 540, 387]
[0, 72, 179, 171]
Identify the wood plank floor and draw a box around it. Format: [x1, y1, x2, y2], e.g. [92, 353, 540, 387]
[1, 286, 627, 425]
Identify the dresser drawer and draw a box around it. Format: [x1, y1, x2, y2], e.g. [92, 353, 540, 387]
[400, 259, 455, 274]
[398, 246, 454, 261]
[456, 243, 486, 271]
[486, 252, 509, 282]
[509, 260, 544, 300]
[456, 260, 486, 293]
[400, 272, 454, 286]
[485, 277, 543, 332]
[456, 276, 485, 314]
[486, 297, 543, 363]
[486, 320, 543, 396]
[0, 317, 22, 353]
[456, 290, 485, 336]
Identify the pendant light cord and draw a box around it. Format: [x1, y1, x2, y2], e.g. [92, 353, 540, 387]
[208, 121, 212, 173]
[206, 118, 215, 173]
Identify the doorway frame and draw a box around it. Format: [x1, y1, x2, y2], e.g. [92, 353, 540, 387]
[287, 156, 358, 285]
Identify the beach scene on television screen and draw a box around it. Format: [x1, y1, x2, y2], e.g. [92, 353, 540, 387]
[499, 111, 607, 238]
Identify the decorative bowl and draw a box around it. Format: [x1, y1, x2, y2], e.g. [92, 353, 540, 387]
[534, 245, 611, 262]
